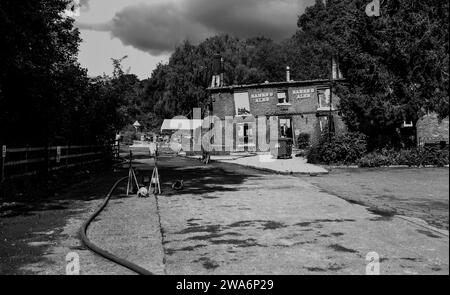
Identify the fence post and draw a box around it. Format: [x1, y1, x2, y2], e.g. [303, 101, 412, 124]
[56, 146, 61, 167]
[25, 145, 29, 174]
[1, 145, 6, 182]
[66, 144, 69, 170]
[45, 144, 50, 177]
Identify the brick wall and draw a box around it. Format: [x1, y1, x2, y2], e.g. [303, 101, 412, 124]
[212, 92, 235, 118]
[210, 83, 346, 150]
[248, 88, 278, 116]
[416, 113, 449, 145]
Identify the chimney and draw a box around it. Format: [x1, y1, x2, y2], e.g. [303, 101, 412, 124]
[286, 66, 291, 82]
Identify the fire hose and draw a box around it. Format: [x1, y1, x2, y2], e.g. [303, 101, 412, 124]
[79, 176, 154, 275]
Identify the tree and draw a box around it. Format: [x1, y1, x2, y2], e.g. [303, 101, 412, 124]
[0, 0, 132, 146]
[297, 0, 449, 148]
[142, 35, 291, 129]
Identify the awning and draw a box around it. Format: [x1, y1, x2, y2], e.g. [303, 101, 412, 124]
[160, 119, 203, 132]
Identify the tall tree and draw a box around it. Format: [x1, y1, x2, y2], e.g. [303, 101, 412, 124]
[0, 0, 129, 146]
[297, 0, 449, 148]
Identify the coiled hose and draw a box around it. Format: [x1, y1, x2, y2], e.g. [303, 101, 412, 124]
[79, 176, 154, 275]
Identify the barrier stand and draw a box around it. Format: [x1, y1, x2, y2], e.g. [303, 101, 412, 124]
[126, 150, 139, 196]
[149, 143, 161, 195]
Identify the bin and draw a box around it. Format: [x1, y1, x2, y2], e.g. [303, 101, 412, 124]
[270, 138, 293, 159]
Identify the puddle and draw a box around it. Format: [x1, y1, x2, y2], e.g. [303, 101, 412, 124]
[328, 244, 358, 253]
[178, 244, 208, 251]
[187, 232, 241, 241]
[176, 225, 222, 235]
[295, 219, 355, 227]
[262, 221, 287, 230]
[368, 207, 396, 218]
[401, 257, 419, 262]
[304, 267, 326, 272]
[210, 238, 262, 248]
[193, 257, 220, 270]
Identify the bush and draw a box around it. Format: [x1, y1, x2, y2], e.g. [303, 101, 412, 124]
[357, 153, 391, 168]
[297, 133, 311, 149]
[358, 146, 449, 167]
[307, 131, 368, 165]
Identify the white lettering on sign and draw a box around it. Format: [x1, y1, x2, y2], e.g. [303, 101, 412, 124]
[2, 146, 6, 158]
[292, 88, 315, 95]
[295, 94, 311, 99]
[250, 92, 274, 99]
[251, 92, 273, 103]
[254, 97, 270, 103]
[293, 88, 315, 100]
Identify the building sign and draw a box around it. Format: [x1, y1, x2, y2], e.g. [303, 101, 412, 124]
[254, 97, 270, 103]
[250, 92, 273, 103]
[292, 88, 315, 99]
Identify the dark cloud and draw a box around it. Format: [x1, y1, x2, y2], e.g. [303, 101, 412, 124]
[182, 0, 314, 40]
[108, 3, 212, 55]
[76, 0, 314, 55]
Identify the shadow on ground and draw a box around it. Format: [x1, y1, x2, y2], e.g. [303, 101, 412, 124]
[154, 157, 264, 197]
[0, 168, 132, 274]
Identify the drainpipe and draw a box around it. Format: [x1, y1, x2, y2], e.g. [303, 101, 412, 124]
[329, 57, 333, 143]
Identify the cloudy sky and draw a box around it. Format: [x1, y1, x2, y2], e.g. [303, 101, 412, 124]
[74, 0, 315, 79]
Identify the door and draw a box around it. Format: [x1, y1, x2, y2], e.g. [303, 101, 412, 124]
[279, 117, 293, 139]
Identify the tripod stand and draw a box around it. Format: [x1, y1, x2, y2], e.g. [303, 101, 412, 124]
[126, 150, 139, 196]
[149, 143, 161, 195]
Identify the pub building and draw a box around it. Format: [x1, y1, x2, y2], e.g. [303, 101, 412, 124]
[207, 66, 347, 153]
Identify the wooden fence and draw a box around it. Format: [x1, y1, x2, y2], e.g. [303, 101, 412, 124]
[0, 144, 118, 181]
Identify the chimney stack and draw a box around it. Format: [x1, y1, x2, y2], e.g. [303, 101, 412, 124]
[286, 66, 291, 82]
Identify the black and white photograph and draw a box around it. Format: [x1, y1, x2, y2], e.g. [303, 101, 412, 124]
[0, 0, 449, 282]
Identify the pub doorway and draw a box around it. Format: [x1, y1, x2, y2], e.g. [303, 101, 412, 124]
[279, 117, 294, 140]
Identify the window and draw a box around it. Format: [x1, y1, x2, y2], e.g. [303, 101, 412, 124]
[234, 92, 251, 116]
[318, 89, 331, 109]
[279, 118, 293, 138]
[319, 116, 335, 133]
[277, 90, 289, 104]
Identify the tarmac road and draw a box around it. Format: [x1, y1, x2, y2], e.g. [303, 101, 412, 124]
[153, 156, 449, 275]
[1, 155, 448, 275]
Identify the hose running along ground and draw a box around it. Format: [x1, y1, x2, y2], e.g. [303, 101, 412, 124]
[79, 176, 154, 275]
